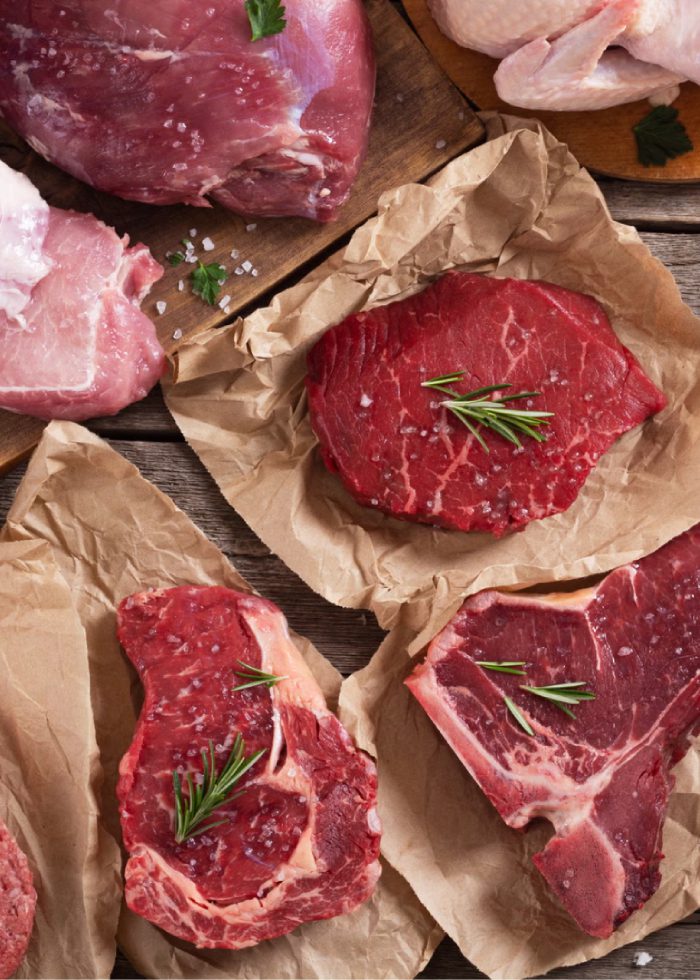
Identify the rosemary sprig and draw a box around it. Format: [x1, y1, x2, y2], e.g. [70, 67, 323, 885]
[504, 695, 534, 737]
[233, 660, 287, 692]
[172, 735, 265, 843]
[475, 660, 527, 676]
[422, 371, 554, 453]
[521, 682, 596, 719]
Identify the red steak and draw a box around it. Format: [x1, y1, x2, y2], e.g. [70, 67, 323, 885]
[406, 524, 700, 937]
[0, 819, 35, 979]
[306, 273, 666, 536]
[117, 586, 381, 949]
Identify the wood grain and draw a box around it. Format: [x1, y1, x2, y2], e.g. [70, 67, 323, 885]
[1, 186, 698, 979]
[401, 0, 700, 183]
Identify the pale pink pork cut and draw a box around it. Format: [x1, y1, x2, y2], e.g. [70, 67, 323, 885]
[406, 523, 700, 938]
[0, 161, 164, 422]
[0, 818, 36, 979]
[0, 0, 375, 222]
[306, 272, 667, 536]
[117, 586, 381, 949]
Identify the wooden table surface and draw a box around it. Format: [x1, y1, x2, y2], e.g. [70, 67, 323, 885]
[1, 181, 699, 979]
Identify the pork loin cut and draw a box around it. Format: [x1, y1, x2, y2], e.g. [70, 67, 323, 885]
[306, 273, 666, 535]
[0, 0, 375, 222]
[117, 586, 381, 949]
[0, 818, 36, 979]
[0, 162, 164, 422]
[406, 524, 700, 937]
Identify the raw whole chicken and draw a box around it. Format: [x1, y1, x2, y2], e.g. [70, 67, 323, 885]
[429, 0, 699, 111]
[0, 0, 375, 222]
[0, 161, 165, 421]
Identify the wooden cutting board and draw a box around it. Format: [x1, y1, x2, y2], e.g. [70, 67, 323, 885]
[403, 0, 700, 183]
[0, 0, 484, 475]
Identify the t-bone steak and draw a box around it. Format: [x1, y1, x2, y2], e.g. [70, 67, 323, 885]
[306, 272, 666, 536]
[0, 161, 164, 422]
[406, 524, 700, 937]
[0, 0, 375, 222]
[0, 818, 36, 978]
[117, 585, 381, 949]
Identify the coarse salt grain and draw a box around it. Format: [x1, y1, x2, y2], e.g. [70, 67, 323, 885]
[172, 328, 183, 341]
[202, 236, 215, 251]
[245, 223, 257, 232]
[251, 268, 258, 277]
[156, 301, 167, 315]
[435, 138, 447, 150]
[177, 280, 184, 292]
[230, 248, 240, 259]
[218, 294, 232, 309]
[234, 266, 244, 275]
[241, 259, 253, 273]
[189, 228, 198, 237]
[319, 187, 331, 198]
[634, 952, 653, 968]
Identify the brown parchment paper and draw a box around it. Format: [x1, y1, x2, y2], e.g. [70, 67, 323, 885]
[164, 115, 700, 636]
[2, 420, 441, 980]
[0, 538, 121, 979]
[338, 621, 700, 980]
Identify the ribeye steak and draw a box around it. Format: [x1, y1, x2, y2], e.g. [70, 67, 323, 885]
[306, 272, 666, 536]
[0, 818, 36, 979]
[0, 0, 375, 222]
[406, 524, 700, 937]
[117, 586, 381, 949]
[0, 160, 164, 421]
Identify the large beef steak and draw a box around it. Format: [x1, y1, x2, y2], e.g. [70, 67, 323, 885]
[117, 586, 381, 949]
[407, 524, 700, 937]
[306, 273, 666, 536]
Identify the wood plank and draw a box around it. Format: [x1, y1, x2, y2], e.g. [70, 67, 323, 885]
[401, 0, 700, 183]
[600, 180, 700, 230]
[0, 0, 483, 476]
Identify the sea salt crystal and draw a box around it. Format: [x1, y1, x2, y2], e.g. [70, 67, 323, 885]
[172, 328, 183, 341]
[360, 393, 373, 408]
[319, 187, 331, 198]
[633, 952, 653, 968]
[189, 228, 198, 238]
[218, 294, 232, 309]
[245, 223, 257, 232]
[435, 138, 447, 150]
[230, 248, 240, 259]
[251, 268, 259, 277]
[177, 279, 184, 292]
[156, 301, 167, 315]
[395, 93, 404, 103]
[202, 236, 215, 251]
[241, 259, 253, 273]
[234, 266, 244, 276]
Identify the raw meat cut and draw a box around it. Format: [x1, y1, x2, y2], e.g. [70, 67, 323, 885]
[428, 0, 698, 111]
[0, 161, 165, 422]
[117, 586, 381, 949]
[406, 523, 700, 937]
[305, 272, 666, 537]
[0, 1, 375, 222]
[0, 818, 36, 978]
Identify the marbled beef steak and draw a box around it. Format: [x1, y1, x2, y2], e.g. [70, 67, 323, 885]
[406, 524, 700, 937]
[117, 586, 381, 949]
[306, 272, 666, 535]
[0, 819, 35, 979]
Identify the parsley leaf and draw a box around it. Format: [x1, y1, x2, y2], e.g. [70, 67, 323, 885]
[633, 105, 693, 168]
[192, 261, 226, 306]
[246, 0, 286, 41]
[167, 251, 185, 267]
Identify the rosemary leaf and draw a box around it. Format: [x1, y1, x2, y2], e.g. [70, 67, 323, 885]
[422, 371, 554, 453]
[475, 660, 527, 676]
[233, 660, 287, 692]
[172, 734, 265, 843]
[504, 695, 534, 737]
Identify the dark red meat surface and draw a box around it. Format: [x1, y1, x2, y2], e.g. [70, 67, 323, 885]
[306, 272, 666, 535]
[406, 524, 700, 937]
[117, 586, 381, 949]
[0, 1, 375, 222]
[0, 819, 36, 979]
